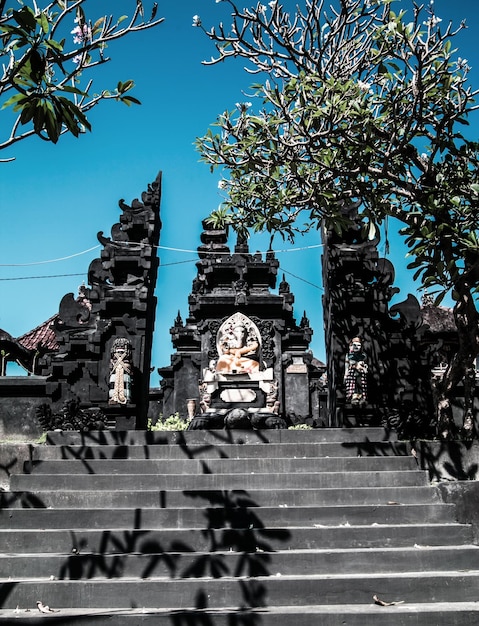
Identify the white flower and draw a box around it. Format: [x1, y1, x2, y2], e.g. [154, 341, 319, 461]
[235, 102, 252, 113]
[218, 180, 228, 190]
[268, 0, 277, 8]
[192, 15, 201, 27]
[258, 4, 267, 13]
[358, 80, 371, 92]
[71, 23, 91, 44]
[423, 16, 442, 28]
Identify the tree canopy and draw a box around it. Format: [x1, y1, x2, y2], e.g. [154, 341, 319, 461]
[0, 0, 163, 160]
[195, 0, 479, 433]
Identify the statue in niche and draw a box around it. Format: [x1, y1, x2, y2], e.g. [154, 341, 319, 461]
[108, 338, 132, 405]
[215, 313, 261, 374]
[344, 336, 368, 405]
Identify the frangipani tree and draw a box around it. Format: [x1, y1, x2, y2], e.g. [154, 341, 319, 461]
[195, 0, 479, 436]
[1, 0, 163, 160]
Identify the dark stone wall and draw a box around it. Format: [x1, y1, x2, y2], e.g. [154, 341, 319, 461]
[414, 440, 479, 482]
[437, 481, 479, 544]
[0, 378, 45, 440]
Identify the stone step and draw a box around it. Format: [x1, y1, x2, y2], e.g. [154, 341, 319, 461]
[1, 545, 478, 580]
[45, 427, 397, 446]
[0, 524, 472, 554]
[0, 503, 458, 529]
[9, 469, 428, 491]
[1, 603, 478, 626]
[31, 441, 410, 460]
[0, 485, 444, 508]
[1, 572, 479, 610]
[24, 455, 418, 474]
[0, 428, 469, 625]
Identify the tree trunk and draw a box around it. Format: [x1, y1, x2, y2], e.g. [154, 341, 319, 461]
[434, 279, 479, 439]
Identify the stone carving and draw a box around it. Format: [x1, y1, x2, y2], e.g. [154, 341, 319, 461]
[36, 399, 108, 432]
[54, 292, 93, 331]
[108, 338, 132, 405]
[344, 337, 368, 405]
[215, 313, 261, 374]
[265, 380, 280, 414]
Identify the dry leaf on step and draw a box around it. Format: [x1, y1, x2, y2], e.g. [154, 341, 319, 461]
[373, 594, 404, 606]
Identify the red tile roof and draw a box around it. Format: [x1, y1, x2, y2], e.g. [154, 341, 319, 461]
[17, 315, 59, 352]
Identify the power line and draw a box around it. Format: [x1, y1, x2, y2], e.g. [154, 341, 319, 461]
[0, 260, 322, 292]
[281, 267, 323, 291]
[0, 273, 85, 281]
[0, 259, 198, 282]
[0, 245, 101, 267]
[0, 242, 324, 267]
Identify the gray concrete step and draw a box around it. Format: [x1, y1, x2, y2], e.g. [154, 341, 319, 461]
[31, 441, 410, 460]
[10, 469, 428, 491]
[45, 428, 397, 446]
[0, 572, 479, 610]
[24, 455, 418, 474]
[1, 545, 478, 579]
[0, 524, 472, 554]
[0, 485, 445, 508]
[0, 503, 458, 529]
[1, 604, 478, 625]
[0, 428, 473, 625]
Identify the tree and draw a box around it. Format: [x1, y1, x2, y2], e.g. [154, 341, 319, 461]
[0, 0, 163, 160]
[194, 0, 479, 435]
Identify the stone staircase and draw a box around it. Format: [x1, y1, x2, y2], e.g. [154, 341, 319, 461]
[0, 427, 478, 624]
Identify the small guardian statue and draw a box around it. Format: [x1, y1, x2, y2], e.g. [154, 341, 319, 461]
[108, 338, 132, 405]
[344, 336, 368, 405]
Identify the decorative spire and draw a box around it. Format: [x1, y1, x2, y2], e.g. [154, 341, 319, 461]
[174, 311, 183, 327]
[300, 311, 310, 328]
[234, 230, 249, 254]
[197, 218, 230, 259]
[279, 274, 290, 294]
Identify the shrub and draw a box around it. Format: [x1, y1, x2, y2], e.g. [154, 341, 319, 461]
[148, 413, 190, 431]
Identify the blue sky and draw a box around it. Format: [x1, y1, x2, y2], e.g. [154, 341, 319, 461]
[1, 0, 478, 378]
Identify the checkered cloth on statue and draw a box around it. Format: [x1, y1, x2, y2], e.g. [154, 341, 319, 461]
[344, 337, 368, 405]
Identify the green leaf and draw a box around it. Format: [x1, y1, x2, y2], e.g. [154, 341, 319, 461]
[29, 49, 46, 84]
[117, 80, 135, 94]
[38, 13, 49, 34]
[19, 102, 36, 125]
[32, 102, 45, 135]
[13, 7, 36, 33]
[60, 85, 88, 96]
[44, 105, 60, 143]
[1, 92, 28, 110]
[121, 95, 141, 106]
[44, 38, 63, 52]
